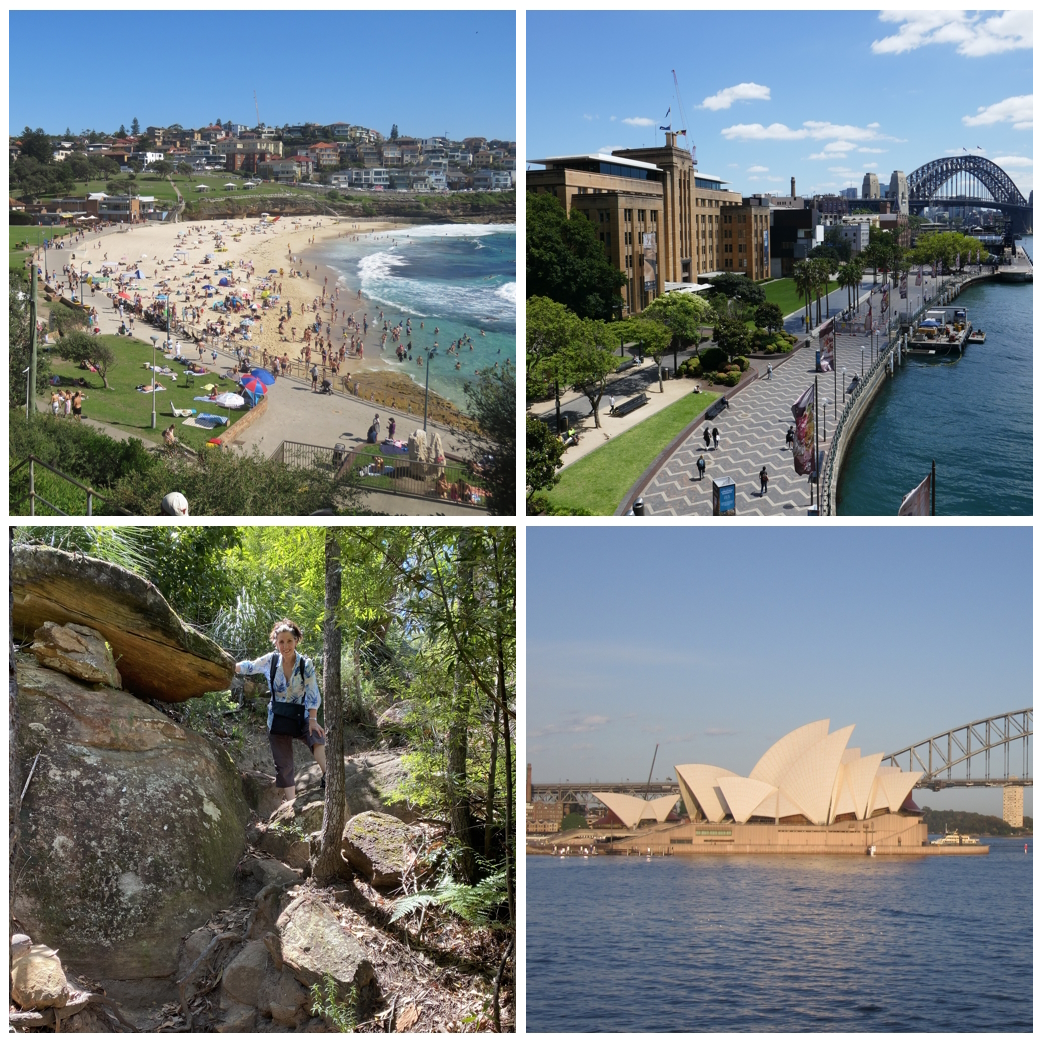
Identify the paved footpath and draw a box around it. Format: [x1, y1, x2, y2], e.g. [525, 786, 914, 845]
[639, 271, 949, 516]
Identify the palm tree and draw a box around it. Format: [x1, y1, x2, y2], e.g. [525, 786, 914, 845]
[793, 262, 814, 330]
[849, 256, 865, 311]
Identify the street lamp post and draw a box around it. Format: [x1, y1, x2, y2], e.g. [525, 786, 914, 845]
[150, 335, 158, 429]
[822, 398, 831, 438]
[841, 367, 847, 404]
[422, 345, 437, 432]
[861, 346, 865, 376]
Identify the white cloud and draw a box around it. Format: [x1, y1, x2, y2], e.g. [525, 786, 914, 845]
[828, 166, 855, 174]
[810, 151, 847, 160]
[963, 94, 1033, 131]
[867, 122, 881, 129]
[747, 164, 769, 173]
[623, 116, 655, 127]
[722, 119, 899, 143]
[864, 162, 878, 168]
[992, 155, 1033, 169]
[858, 147, 887, 154]
[582, 113, 595, 121]
[701, 81, 771, 111]
[872, 11, 1032, 57]
[610, 115, 617, 122]
[727, 162, 739, 168]
[529, 714, 612, 740]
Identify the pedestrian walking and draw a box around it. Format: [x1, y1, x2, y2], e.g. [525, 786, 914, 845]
[609, 394, 616, 414]
[785, 425, 795, 448]
[759, 466, 769, 497]
[703, 426, 711, 450]
[766, 363, 773, 381]
[373, 414, 381, 440]
[712, 427, 720, 450]
[696, 455, 706, 481]
[310, 364, 319, 392]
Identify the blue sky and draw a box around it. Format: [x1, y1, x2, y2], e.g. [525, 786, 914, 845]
[527, 11, 1033, 200]
[527, 527, 1032, 815]
[10, 11, 515, 140]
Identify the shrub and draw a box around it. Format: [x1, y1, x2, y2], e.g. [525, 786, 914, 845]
[698, 345, 728, 372]
[48, 302, 89, 337]
[734, 356, 750, 372]
[561, 813, 588, 831]
[527, 493, 593, 516]
[719, 370, 742, 387]
[677, 357, 702, 379]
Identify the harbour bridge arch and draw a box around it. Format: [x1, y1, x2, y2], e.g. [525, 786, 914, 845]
[884, 708, 1032, 789]
[907, 155, 1032, 234]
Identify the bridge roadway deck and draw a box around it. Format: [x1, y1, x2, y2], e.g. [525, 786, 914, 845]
[637, 269, 960, 516]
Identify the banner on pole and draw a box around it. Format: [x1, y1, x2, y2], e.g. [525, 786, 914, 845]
[819, 318, 835, 371]
[791, 383, 816, 476]
[915, 265, 922, 287]
[898, 471, 932, 516]
[864, 300, 872, 335]
[899, 271, 907, 299]
[642, 232, 657, 292]
[880, 285, 889, 315]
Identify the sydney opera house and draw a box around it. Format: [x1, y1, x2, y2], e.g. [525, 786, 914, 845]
[594, 720, 956, 855]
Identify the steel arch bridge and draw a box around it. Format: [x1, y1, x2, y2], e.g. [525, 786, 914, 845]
[907, 155, 1033, 234]
[884, 709, 1032, 790]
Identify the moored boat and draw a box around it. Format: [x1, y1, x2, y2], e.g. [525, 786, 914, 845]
[931, 827, 981, 846]
[967, 329, 986, 344]
[907, 307, 971, 357]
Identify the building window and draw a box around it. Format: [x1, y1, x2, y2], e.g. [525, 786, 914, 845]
[650, 211, 657, 223]
[624, 208, 632, 221]
[606, 232, 611, 247]
[638, 209, 645, 222]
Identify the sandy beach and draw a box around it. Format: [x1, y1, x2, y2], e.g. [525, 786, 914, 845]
[36, 214, 480, 436]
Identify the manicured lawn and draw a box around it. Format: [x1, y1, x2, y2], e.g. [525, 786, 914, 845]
[545, 390, 719, 515]
[41, 333, 248, 452]
[763, 277, 838, 318]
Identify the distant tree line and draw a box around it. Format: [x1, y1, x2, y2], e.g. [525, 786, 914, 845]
[921, 806, 1032, 837]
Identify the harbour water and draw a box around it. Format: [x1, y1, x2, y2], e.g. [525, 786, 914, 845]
[838, 237, 1032, 515]
[312, 223, 515, 409]
[527, 839, 1032, 1032]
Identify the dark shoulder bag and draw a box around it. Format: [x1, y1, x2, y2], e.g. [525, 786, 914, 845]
[268, 654, 307, 736]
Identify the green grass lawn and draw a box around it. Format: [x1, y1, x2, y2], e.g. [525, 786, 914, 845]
[27, 174, 320, 208]
[763, 278, 839, 318]
[40, 333, 248, 452]
[545, 390, 719, 515]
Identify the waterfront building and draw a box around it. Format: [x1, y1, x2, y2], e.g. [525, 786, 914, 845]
[527, 801, 563, 834]
[1003, 778, 1024, 828]
[676, 720, 922, 826]
[862, 173, 880, 199]
[528, 132, 761, 314]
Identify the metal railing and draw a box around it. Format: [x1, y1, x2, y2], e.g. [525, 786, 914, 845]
[9, 456, 131, 516]
[270, 439, 488, 509]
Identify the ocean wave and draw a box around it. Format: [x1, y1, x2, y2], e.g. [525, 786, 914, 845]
[368, 223, 515, 242]
[357, 250, 407, 282]
[360, 273, 516, 325]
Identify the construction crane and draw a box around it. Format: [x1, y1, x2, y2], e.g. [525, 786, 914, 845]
[644, 744, 659, 801]
[672, 69, 695, 164]
[254, 90, 260, 129]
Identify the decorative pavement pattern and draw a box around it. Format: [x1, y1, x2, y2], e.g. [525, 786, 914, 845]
[641, 272, 949, 516]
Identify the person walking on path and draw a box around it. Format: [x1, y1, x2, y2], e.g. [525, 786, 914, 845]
[234, 618, 326, 805]
[696, 455, 706, 481]
[766, 363, 773, 381]
[373, 413, 381, 441]
[609, 394, 616, 414]
[310, 364, 319, 392]
[703, 427, 712, 450]
[712, 427, 720, 450]
[760, 466, 769, 497]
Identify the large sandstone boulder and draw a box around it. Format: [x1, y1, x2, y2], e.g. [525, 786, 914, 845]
[276, 893, 374, 994]
[11, 946, 71, 1010]
[31, 622, 122, 688]
[341, 811, 418, 888]
[344, 751, 415, 823]
[12, 545, 234, 702]
[13, 656, 250, 979]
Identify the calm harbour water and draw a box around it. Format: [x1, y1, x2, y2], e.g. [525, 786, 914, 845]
[312, 224, 515, 409]
[527, 839, 1032, 1032]
[838, 237, 1032, 514]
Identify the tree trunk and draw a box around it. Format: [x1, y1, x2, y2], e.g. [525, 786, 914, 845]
[657, 366, 664, 393]
[484, 700, 499, 859]
[10, 530, 22, 898]
[554, 379, 562, 433]
[313, 530, 345, 883]
[496, 628, 515, 930]
[447, 530, 476, 884]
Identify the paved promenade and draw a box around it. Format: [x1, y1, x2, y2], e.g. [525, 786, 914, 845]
[638, 271, 950, 516]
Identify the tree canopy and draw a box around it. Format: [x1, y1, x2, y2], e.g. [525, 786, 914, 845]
[526, 191, 625, 320]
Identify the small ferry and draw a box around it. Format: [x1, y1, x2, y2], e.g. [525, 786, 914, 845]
[931, 827, 981, 846]
[967, 328, 987, 344]
[907, 307, 972, 358]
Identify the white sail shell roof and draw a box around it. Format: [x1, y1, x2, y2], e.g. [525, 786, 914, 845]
[592, 791, 678, 829]
[875, 766, 924, 813]
[749, 719, 830, 787]
[675, 764, 737, 823]
[778, 724, 855, 825]
[716, 776, 777, 824]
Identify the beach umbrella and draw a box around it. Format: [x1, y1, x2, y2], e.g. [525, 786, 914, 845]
[219, 278, 230, 286]
[214, 392, 245, 408]
[250, 367, 275, 386]
[240, 375, 267, 396]
[202, 284, 215, 290]
[269, 268, 278, 273]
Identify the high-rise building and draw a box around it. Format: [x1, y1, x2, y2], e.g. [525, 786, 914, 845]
[862, 173, 880, 199]
[528, 132, 763, 314]
[1003, 778, 1024, 828]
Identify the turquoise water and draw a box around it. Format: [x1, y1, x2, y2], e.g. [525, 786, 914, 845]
[313, 224, 515, 409]
[838, 237, 1032, 515]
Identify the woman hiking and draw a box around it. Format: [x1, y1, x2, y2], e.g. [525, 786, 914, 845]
[235, 618, 326, 804]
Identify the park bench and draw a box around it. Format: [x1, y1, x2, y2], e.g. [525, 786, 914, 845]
[610, 392, 648, 418]
[705, 396, 729, 420]
[616, 359, 637, 373]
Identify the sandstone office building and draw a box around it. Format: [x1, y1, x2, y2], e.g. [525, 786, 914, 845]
[528, 131, 770, 315]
